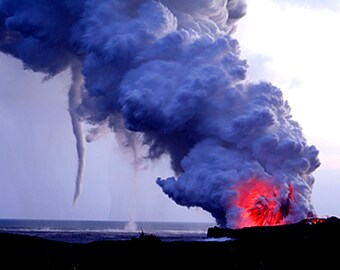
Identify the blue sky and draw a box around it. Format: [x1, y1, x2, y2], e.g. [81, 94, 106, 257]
[0, 0, 339, 223]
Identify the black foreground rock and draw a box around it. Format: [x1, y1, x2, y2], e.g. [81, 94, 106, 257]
[1, 216, 340, 269]
[207, 216, 340, 240]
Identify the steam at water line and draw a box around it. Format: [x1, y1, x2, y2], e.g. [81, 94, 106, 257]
[0, 0, 320, 228]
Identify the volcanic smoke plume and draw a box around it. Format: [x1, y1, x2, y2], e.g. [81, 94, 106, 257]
[0, 0, 320, 228]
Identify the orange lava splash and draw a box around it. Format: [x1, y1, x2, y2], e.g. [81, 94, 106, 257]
[236, 177, 292, 228]
[306, 217, 326, 225]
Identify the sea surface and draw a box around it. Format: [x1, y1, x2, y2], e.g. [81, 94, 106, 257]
[0, 219, 220, 243]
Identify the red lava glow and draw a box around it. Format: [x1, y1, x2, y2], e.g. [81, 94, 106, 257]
[236, 177, 293, 228]
[306, 218, 326, 225]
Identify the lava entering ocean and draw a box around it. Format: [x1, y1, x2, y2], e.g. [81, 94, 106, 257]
[236, 178, 294, 228]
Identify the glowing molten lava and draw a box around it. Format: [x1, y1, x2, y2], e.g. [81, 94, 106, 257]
[236, 177, 293, 228]
[306, 217, 326, 225]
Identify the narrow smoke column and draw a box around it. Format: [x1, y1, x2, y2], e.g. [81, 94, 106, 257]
[68, 61, 86, 205]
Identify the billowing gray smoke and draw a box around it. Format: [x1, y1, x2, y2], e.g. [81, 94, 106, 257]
[0, 0, 320, 228]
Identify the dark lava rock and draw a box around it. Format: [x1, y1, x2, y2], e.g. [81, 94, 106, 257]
[1, 216, 340, 269]
[207, 216, 340, 241]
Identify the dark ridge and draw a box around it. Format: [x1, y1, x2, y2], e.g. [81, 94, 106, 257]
[1, 217, 340, 269]
[207, 216, 340, 240]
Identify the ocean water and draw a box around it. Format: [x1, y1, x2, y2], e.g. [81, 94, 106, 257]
[0, 219, 218, 243]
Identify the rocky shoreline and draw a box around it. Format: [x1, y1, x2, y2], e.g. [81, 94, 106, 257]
[2, 217, 340, 269]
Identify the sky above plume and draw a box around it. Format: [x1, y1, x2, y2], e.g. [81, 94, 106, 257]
[0, 0, 339, 224]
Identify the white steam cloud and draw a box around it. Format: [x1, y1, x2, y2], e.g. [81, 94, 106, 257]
[0, 0, 320, 228]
